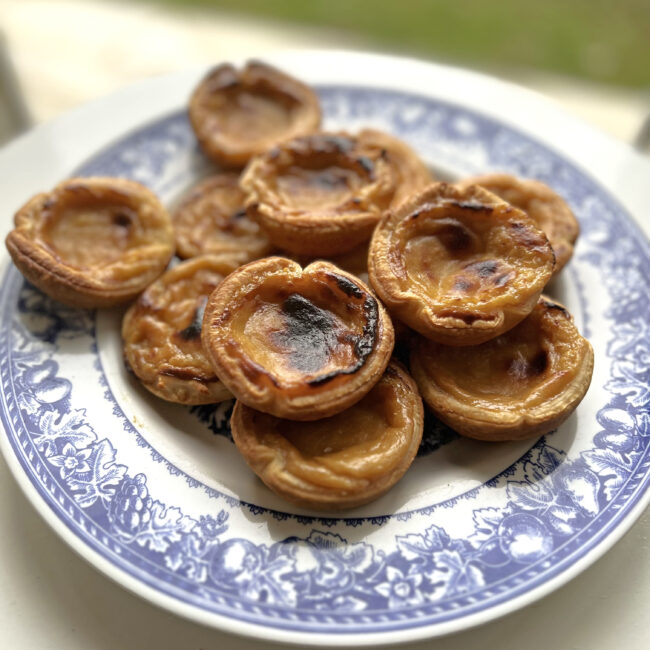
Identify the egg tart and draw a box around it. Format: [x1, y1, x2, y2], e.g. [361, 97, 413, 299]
[122, 255, 238, 404]
[189, 61, 322, 167]
[6, 177, 175, 309]
[173, 173, 273, 263]
[231, 360, 423, 510]
[357, 129, 434, 207]
[457, 173, 579, 275]
[410, 297, 594, 441]
[368, 182, 555, 345]
[201, 257, 394, 420]
[240, 132, 397, 256]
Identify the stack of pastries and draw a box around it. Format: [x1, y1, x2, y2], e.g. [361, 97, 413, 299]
[4, 61, 593, 510]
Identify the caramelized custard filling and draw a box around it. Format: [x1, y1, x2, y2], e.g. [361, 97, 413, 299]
[209, 89, 297, 141]
[244, 371, 413, 488]
[423, 305, 579, 408]
[228, 272, 378, 391]
[274, 165, 367, 211]
[396, 202, 550, 308]
[42, 204, 140, 268]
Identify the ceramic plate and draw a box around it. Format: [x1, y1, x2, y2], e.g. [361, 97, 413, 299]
[1, 52, 649, 646]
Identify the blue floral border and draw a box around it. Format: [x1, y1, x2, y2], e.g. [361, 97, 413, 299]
[1, 86, 649, 635]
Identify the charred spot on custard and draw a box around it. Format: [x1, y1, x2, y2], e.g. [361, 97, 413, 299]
[271, 288, 379, 384]
[273, 293, 340, 375]
[176, 297, 208, 342]
[112, 212, 132, 228]
[508, 350, 549, 380]
[435, 221, 474, 253]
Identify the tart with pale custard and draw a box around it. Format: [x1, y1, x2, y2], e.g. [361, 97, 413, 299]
[6, 177, 175, 308]
[122, 255, 239, 404]
[201, 257, 394, 420]
[173, 173, 273, 263]
[189, 61, 321, 167]
[457, 173, 579, 275]
[231, 360, 423, 510]
[410, 297, 594, 441]
[368, 182, 555, 345]
[240, 132, 398, 256]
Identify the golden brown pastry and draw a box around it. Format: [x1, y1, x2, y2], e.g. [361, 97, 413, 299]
[368, 182, 555, 345]
[357, 128, 434, 207]
[240, 132, 397, 256]
[189, 61, 321, 167]
[122, 255, 238, 404]
[457, 173, 579, 275]
[6, 177, 175, 308]
[201, 257, 394, 420]
[172, 173, 273, 263]
[410, 297, 594, 441]
[231, 361, 423, 510]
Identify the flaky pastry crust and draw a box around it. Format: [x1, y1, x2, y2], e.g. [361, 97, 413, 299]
[410, 297, 594, 441]
[231, 361, 423, 510]
[368, 182, 555, 345]
[201, 257, 394, 420]
[189, 61, 321, 167]
[6, 177, 175, 308]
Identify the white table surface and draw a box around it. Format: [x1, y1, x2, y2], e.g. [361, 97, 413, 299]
[1, 50, 649, 648]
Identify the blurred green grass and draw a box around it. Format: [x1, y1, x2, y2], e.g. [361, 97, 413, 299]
[151, 0, 650, 88]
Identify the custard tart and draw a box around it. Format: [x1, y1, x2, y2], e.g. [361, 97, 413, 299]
[240, 132, 397, 256]
[173, 173, 273, 263]
[457, 173, 579, 275]
[410, 297, 594, 441]
[368, 182, 555, 345]
[6, 177, 175, 308]
[231, 360, 423, 510]
[201, 257, 394, 420]
[122, 255, 238, 404]
[189, 61, 321, 167]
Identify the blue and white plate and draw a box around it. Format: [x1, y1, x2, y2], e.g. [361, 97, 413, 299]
[1, 52, 649, 646]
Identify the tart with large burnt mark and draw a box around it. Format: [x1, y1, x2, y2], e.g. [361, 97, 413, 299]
[122, 255, 238, 404]
[240, 132, 398, 256]
[410, 297, 594, 441]
[368, 182, 555, 345]
[201, 257, 394, 420]
[173, 173, 273, 263]
[457, 173, 579, 275]
[6, 177, 175, 308]
[189, 61, 321, 167]
[231, 360, 423, 510]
